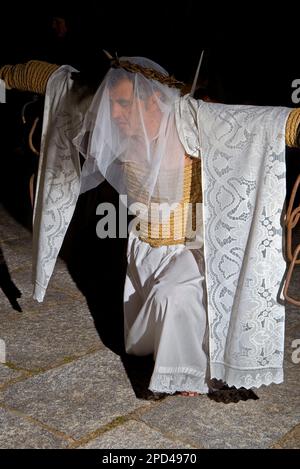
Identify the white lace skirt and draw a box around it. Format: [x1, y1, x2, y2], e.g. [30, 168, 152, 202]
[124, 231, 209, 394]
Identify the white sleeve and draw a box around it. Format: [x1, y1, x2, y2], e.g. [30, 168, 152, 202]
[32, 66, 83, 302]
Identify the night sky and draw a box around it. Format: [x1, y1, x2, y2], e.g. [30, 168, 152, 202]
[1, 1, 300, 105]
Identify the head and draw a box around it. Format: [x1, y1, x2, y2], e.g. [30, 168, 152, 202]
[75, 56, 186, 205]
[109, 72, 163, 140]
[51, 16, 68, 39]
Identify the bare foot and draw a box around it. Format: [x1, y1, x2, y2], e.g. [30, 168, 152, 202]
[180, 391, 200, 397]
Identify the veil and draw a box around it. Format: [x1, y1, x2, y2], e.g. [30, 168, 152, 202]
[73, 56, 186, 217]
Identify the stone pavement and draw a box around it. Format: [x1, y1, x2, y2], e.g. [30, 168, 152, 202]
[0, 203, 299, 449]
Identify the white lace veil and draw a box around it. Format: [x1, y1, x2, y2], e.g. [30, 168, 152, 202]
[73, 56, 185, 215]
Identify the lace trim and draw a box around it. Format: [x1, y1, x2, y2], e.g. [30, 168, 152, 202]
[210, 363, 284, 390]
[149, 367, 209, 394]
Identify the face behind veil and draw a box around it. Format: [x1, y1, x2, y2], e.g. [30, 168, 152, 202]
[73, 57, 185, 218]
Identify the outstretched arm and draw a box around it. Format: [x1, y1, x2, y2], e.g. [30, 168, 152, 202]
[2, 61, 300, 150]
[0, 61, 59, 95]
[285, 108, 300, 148]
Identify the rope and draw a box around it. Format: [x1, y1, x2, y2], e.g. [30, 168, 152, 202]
[125, 158, 202, 247]
[28, 117, 40, 156]
[110, 58, 185, 90]
[285, 108, 300, 148]
[2, 61, 300, 150]
[0, 61, 59, 94]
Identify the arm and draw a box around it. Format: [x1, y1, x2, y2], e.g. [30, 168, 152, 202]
[0, 61, 59, 94]
[285, 108, 300, 148]
[177, 94, 300, 151]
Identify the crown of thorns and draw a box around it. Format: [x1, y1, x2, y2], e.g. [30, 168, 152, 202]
[107, 55, 185, 90]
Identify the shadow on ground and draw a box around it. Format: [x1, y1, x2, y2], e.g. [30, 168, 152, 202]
[59, 181, 155, 399]
[208, 385, 259, 403]
[0, 245, 22, 312]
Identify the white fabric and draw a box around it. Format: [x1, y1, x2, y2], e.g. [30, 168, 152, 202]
[73, 57, 185, 215]
[31, 65, 293, 394]
[176, 96, 291, 388]
[124, 230, 209, 394]
[32, 66, 92, 301]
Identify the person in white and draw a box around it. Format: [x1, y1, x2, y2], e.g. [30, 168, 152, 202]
[30, 56, 298, 396]
[73, 57, 208, 395]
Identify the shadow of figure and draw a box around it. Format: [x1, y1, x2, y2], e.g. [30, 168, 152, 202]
[0, 245, 22, 312]
[120, 354, 159, 400]
[208, 384, 259, 404]
[1, 87, 155, 398]
[60, 181, 155, 399]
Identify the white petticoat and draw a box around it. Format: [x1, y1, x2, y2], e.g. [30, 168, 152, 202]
[124, 230, 209, 394]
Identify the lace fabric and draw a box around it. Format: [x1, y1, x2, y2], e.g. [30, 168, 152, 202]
[149, 367, 209, 394]
[177, 97, 291, 389]
[73, 57, 185, 214]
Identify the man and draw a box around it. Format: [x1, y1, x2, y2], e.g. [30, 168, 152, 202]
[74, 58, 208, 396]
[72, 56, 298, 396]
[4, 56, 296, 396]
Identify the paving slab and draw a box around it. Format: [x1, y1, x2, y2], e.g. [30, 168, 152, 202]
[283, 305, 300, 375]
[285, 310, 300, 339]
[0, 407, 69, 449]
[1, 237, 33, 272]
[271, 423, 300, 449]
[255, 365, 300, 404]
[0, 206, 31, 242]
[49, 262, 86, 297]
[0, 236, 71, 276]
[0, 350, 151, 440]
[79, 419, 195, 449]
[0, 300, 102, 370]
[0, 363, 26, 388]
[139, 376, 300, 449]
[0, 269, 83, 317]
[1, 200, 300, 450]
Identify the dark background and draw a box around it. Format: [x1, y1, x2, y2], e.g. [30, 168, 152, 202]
[1, 0, 299, 105]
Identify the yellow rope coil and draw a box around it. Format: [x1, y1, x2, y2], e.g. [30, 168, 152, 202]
[285, 108, 300, 148]
[126, 158, 202, 247]
[0, 61, 59, 94]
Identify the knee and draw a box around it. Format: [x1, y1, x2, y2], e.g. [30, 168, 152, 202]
[151, 282, 195, 321]
[151, 281, 174, 308]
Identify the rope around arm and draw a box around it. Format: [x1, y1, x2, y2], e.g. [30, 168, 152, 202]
[1, 60, 300, 148]
[0, 61, 59, 95]
[285, 108, 300, 148]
